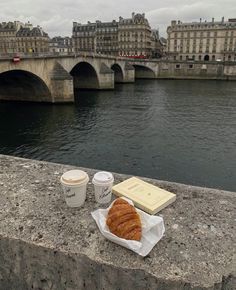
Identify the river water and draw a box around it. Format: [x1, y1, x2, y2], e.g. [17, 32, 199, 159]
[0, 79, 235, 191]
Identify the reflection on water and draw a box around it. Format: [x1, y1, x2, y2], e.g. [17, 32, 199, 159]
[0, 79, 236, 191]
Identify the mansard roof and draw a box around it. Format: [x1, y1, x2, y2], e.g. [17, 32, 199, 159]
[119, 13, 150, 26]
[96, 21, 118, 28]
[16, 27, 48, 37]
[170, 18, 236, 29]
[0, 21, 16, 31]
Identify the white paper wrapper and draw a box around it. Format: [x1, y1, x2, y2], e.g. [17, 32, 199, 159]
[91, 197, 165, 257]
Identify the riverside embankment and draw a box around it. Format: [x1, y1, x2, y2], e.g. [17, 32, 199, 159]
[0, 154, 235, 290]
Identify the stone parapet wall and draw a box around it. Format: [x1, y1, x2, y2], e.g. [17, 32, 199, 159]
[158, 61, 236, 80]
[0, 154, 235, 290]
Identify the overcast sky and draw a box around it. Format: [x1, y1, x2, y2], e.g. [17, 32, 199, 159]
[1, 0, 236, 38]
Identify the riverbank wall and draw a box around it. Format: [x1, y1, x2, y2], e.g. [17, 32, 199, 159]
[0, 154, 235, 290]
[157, 61, 236, 80]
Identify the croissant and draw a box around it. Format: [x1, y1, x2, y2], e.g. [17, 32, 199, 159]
[106, 198, 142, 241]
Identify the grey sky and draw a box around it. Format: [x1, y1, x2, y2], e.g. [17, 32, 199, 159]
[0, 0, 236, 37]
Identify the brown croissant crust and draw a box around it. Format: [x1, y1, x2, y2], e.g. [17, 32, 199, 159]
[106, 198, 142, 241]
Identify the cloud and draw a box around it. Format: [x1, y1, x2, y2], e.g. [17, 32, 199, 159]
[146, 0, 236, 35]
[0, 0, 235, 37]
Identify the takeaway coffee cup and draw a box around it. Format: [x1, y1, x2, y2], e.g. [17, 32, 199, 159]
[92, 171, 114, 204]
[60, 170, 89, 207]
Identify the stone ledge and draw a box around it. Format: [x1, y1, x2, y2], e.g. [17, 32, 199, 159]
[0, 154, 235, 290]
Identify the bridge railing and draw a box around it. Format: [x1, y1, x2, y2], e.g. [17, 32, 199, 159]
[0, 51, 156, 61]
[0, 51, 76, 59]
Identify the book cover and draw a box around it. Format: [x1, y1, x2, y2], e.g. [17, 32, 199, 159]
[112, 177, 176, 214]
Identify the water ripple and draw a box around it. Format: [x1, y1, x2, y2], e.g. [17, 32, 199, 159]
[0, 79, 236, 191]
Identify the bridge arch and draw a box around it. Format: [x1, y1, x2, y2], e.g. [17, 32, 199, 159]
[70, 61, 99, 89]
[111, 64, 124, 83]
[0, 69, 52, 102]
[132, 65, 156, 79]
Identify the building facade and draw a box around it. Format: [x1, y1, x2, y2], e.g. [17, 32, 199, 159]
[72, 22, 96, 53]
[118, 13, 152, 57]
[72, 13, 160, 58]
[0, 21, 49, 55]
[96, 20, 118, 55]
[49, 36, 73, 53]
[167, 18, 236, 61]
[0, 21, 22, 54]
[16, 26, 49, 53]
[150, 30, 165, 58]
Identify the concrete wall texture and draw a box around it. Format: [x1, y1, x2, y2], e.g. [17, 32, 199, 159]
[0, 154, 235, 290]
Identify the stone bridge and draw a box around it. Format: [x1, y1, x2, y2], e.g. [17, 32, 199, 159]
[1, 54, 236, 103]
[0, 54, 158, 103]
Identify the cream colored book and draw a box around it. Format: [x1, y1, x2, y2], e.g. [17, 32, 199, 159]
[112, 177, 176, 215]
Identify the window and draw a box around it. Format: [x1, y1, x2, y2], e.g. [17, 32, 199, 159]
[175, 64, 181, 69]
[189, 64, 194, 69]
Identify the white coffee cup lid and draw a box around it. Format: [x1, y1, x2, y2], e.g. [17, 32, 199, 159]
[92, 171, 114, 185]
[61, 170, 88, 185]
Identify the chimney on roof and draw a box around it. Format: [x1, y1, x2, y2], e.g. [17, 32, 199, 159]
[132, 12, 135, 18]
[200, 18, 202, 23]
[222, 16, 224, 23]
[212, 18, 214, 23]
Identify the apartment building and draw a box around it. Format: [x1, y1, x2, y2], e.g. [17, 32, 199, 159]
[167, 17, 236, 61]
[0, 21, 49, 55]
[72, 13, 161, 58]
